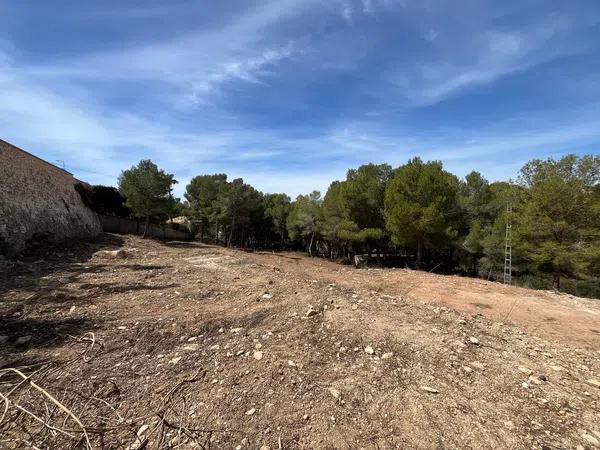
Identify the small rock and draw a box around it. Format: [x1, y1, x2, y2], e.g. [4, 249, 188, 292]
[470, 361, 485, 371]
[468, 336, 479, 345]
[586, 379, 600, 388]
[463, 366, 473, 373]
[288, 360, 296, 367]
[351, 304, 358, 310]
[306, 306, 318, 317]
[541, 352, 553, 358]
[381, 352, 393, 359]
[550, 365, 563, 372]
[245, 408, 256, 416]
[253, 351, 264, 360]
[528, 375, 543, 385]
[169, 356, 182, 365]
[16, 335, 32, 345]
[522, 382, 530, 389]
[183, 344, 199, 351]
[582, 434, 600, 446]
[420, 386, 439, 394]
[260, 446, 271, 450]
[231, 327, 243, 333]
[518, 366, 533, 376]
[262, 293, 273, 300]
[329, 387, 341, 399]
[364, 346, 375, 355]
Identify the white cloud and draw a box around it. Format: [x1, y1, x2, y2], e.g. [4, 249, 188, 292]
[393, 15, 572, 105]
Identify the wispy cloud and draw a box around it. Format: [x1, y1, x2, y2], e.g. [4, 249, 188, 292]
[393, 14, 573, 105]
[1, 0, 598, 199]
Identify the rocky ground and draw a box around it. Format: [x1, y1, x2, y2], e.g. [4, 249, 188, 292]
[0, 234, 599, 450]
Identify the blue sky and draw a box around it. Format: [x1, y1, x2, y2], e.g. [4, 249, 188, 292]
[1, 1, 599, 197]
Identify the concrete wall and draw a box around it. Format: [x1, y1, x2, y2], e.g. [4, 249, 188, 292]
[0, 140, 102, 256]
[98, 215, 190, 240]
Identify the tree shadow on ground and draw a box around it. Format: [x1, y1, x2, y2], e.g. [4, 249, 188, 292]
[0, 233, 126, 296]
[0, 233, 124, 363]
[0, 316, 96, 365]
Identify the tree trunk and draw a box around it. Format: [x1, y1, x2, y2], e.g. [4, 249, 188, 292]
[142, 216, 150, 238]
[228, 215, 236, 247]
[553, 271, 561, 291]
[308, 232, 315, 256]
[416, 240, 423, 268]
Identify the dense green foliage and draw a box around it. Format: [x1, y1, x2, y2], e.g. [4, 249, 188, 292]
[115, 155, 599, 297]
[118, 160, 178, 237]
[76, 184, 131, 218]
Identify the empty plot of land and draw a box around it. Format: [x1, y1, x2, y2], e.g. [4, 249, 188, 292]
[0, 234, 599, 449]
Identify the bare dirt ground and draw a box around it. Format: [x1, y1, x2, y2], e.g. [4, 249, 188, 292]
[1, 234, 599, 450]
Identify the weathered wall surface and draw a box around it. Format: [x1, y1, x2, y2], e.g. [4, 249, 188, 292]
[98, 215, 189, 240]
[0, 140, 102, 256]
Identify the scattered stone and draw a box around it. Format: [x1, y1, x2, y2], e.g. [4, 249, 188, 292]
[231, 327, 243, 334]
[541, 352, 553, 358]
[253, 351, 264, 360]
[288, 360, 297, 367]
[528, 375, 544, 385]
[463, 366, 473, 374]
[262, 293, 273, 300]
[329, 387, 341, 399]
[522, 382, 530, 389]
[470, 361, 485, 371]
[183, 344, 199, 351]
[364, 346, 375, 355]
[351, 304, 358, 311]
[169, 356, 182, 365]
[303, 414, 309, 420]
[550, 365, 564, 372]
[586, 379, 600, 388]
[582, 433, 600, 446]
[187, 336, 197, 342]
[245, 408, 256, 416]
[259, 446, 271, 450]
[16, 335, 32, 345]
[381, 352, 393, 359]
[306, 306, 318, 317]
[518, 366, 533, 376]
[420, 386, 439, 394]
[468, 336, 479, 345]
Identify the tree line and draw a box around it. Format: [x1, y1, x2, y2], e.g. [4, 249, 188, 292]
[86, 154, 599, 297]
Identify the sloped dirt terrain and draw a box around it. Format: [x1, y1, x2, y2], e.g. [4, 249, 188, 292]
[1, 234, 599, 449]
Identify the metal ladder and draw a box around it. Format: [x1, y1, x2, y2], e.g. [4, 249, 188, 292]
[503, 203, 512, 285]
